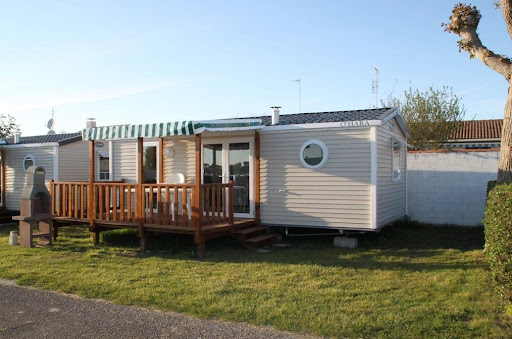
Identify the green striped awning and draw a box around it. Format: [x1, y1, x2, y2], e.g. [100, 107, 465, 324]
[82, 119, 264, 141]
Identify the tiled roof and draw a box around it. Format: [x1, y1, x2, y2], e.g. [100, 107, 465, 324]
[451, 119, 502, 140]
[2, 132, 82, 145]
[248, 107, 395, 126]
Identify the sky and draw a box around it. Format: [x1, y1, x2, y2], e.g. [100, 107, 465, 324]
[1, 0, 510, 136]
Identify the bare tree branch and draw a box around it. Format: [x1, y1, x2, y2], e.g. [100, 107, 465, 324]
[443, 3, 512, 80]
[500, 0, 512, 42]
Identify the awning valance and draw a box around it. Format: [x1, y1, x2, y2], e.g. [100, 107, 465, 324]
[82, 119, 264, 141]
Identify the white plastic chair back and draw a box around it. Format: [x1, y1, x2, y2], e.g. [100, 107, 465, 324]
[166, 173, 185, 184]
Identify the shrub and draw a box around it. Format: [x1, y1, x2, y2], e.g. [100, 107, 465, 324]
[484, 183, 512, 304]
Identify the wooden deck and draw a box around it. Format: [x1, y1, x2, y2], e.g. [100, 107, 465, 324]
[50, 180, 257, 254]
[54, 216, 255, 235]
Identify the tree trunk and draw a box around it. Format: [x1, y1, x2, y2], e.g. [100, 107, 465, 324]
[498, 84, 512, 183]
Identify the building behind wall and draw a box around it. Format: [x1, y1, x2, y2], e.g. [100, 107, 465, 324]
[443, 119, 502, 149]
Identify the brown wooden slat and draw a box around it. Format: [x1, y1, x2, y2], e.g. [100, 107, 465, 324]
[149, 187, 154, 223]
[119, 186, 125, 222]
[74, 185, 78, 218]
[173, 186, 178, 226]
[81, 185, 85, 219]
[98, 185, 104, 220]
[213, 184, 217, 223]
[165, 187, 170, 225]
[105, 185, 110, 221]
[50, 181, 55, 215]
[222, 185, 227, 222]
[127, 186, 132, 222]
[205, 186, 210, 225]
[228, 181, 234, 225]
[112, 185, 118, 221]
[62, 184, 65, 217]
[217, 185, 222, 223]
[67, 184, 72, 217]
[157, 187, 162, 225]
[182, 187, 188, 226]
[141, 185, 147, 223]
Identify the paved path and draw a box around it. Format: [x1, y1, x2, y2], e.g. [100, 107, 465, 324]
[0, 279, 314, 339]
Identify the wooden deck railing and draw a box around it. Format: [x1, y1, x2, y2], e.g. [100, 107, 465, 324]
[93, 183, 139, 223]
[50, 181, 234, 229]
[51, 181, 90, 219]
[203, 183, 233, 226]
[141, 184, 195, 227]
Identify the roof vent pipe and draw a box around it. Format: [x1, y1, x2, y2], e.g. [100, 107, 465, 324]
[86, 118, 97, 129]
[14, 132, 21, 144]
[271, 106, 281, 125]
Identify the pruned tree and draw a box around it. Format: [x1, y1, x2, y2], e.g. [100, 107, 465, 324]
[0, 114, 19, 139]
[384, 86, 466, 150]
[443, 1, 512, 182]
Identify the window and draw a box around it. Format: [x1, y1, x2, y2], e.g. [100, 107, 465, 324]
[143, 143, 157, 183]
[300, 139, 328, 169]
[99, 155, 110, 180]
[23, 155, 35, 171]
[392, 140, 402, 181]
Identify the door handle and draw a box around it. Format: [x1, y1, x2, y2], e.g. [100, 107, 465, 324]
[278, 189, 285, 193]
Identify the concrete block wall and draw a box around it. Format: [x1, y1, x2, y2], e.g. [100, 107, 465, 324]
[407, 150, 498, 226]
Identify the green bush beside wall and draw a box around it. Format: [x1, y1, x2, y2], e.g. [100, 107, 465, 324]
[484, 183, 512, 304]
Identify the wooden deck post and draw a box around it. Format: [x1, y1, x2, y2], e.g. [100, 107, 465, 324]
[1, 148, 5, 209]
[88, 140, 99, 244]
[137, 137, 146, 250]
[254, 131, 261, 223]
[158, 137, 164, 183]
[194, 133, 204, 259]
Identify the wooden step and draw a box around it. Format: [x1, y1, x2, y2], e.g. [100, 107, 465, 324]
[245, 233, 279, 244]
[32, 232, 51, 238]
[234, 226, 268, 236]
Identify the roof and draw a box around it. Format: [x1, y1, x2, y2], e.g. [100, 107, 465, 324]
[451, 119, 502, 141]
[250, 107, 395, 126]
[1, 132, 82, 146]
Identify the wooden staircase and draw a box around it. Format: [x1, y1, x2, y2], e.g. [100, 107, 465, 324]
[32, 231, 52, 247]
[233, 225, 280, 250]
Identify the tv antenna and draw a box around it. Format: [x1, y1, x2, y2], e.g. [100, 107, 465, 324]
[371, 66, 379, 108]
[47, 107, 56, 135]
[290, 78, 302, 113]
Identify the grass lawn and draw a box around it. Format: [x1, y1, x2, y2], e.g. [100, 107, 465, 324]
[0, 222, 511, 338]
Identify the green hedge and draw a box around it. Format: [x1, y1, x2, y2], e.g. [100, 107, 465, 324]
[484, 183, 512, 304]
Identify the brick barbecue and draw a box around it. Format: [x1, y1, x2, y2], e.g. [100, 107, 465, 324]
[13, 166, 53, 247]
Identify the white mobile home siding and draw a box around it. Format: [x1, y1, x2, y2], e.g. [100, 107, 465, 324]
[112, 140, 137, 183]
[58, 141, 89, 182]
[376, 118, 407, 228]
[163, 137, 196, 183]
[5, 146, 55, 211]
[259, 128, 372, 229]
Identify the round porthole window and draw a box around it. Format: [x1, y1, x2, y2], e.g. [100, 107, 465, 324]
[300, 139, 328, 169]
[23, 155, 35, 171]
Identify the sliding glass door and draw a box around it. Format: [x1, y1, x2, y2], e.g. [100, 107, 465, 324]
[203, 138, 254, 218]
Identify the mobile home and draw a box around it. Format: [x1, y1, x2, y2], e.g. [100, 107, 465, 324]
[0, 132, 89, 213]
[48, 107, 409, 255]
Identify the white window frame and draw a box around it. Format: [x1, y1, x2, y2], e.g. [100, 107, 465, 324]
[299, 139, 328, 170]
[97, 153, 111, 181]
[23, 155, 35, 171]
[139, 140, 161, 184]
[392, 139, 402, 182]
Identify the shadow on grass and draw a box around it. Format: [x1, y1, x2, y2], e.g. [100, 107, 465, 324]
[1, 221, 486, 272]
